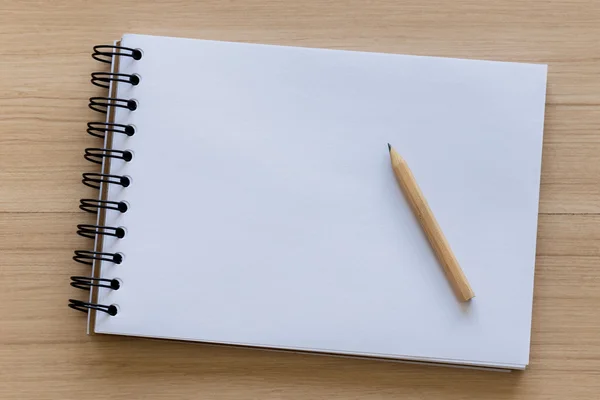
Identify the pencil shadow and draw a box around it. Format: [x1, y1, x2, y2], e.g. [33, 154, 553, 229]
[89, 335, 523, 397]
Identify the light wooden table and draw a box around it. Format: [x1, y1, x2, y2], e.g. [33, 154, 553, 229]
[1, 1, 599, 399]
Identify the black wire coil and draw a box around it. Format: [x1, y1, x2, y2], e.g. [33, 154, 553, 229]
[84, 148, 133, 164]
[89, 97, 138, 114]
[80, 199, 128, 214]
[91, 72, 140, 89]
[69, 299, 118, 316]
[77, 224, 126, 239]
[92, 45, 142, 64]
[82, 173, 131, 189]
[71, 44, 143, 318]
[71, 276, 121, 291]
[87, 122, 135, 139]
[73, 250, 123, 265]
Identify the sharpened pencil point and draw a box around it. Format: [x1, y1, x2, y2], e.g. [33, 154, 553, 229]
[387, 143, 392, 152]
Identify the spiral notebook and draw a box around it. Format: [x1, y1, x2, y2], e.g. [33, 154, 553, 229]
[71, 34, 548, 370]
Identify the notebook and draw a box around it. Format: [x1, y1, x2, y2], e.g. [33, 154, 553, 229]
[71, 33, 548, 370]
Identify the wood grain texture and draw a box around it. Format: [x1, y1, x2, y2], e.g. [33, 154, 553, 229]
[389, 146, 474, 302]
[1, 0, 599, 399]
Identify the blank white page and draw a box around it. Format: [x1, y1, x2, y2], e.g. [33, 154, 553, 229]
[95, 34, 547, 369]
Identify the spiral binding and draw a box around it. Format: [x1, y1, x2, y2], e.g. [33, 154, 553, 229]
[71, 276, 121, 291]
[73, 250, 123, 265]
[87, 122, 135, 139]
[92, 45, 142, 64]
[82, 173, 131, 189]
[77, 224, 126, 239]
[89, 97, 138, 114]
[70, 44, 142, 317]
[91, 72, 140, 89]
[69, 299, 118, 316]
[84, 148, 133, 164]
[80, 199, 128, 214]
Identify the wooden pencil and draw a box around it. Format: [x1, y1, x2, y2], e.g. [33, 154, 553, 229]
[388, 143, 474, 302]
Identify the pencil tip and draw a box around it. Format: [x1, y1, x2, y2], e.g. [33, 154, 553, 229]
[387, 143, 392, 152]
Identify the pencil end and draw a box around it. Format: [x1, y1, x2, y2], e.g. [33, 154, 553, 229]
[462, 293, 475, 302]
[458, 285, 475, 302]
[387, 143, 392, 152]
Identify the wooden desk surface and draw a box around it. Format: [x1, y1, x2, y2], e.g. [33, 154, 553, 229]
[1, 1, 599, 398]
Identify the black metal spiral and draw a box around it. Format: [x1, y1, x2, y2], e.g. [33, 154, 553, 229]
[91, 72, 140, 89]
[79, 199, 128, 214]
[84, 148, 133, 164]
[77, 224, 126, 239]
[82, 173, 131, 189]
[89, 97, 138, 114]
[71, 44, 143, 318]
[92, 45, 142, 64]
[70, 276, 121, 291]
[69, 299, 118, 316]
[87, 122, 135, 139]
[73, 250, 123, 266]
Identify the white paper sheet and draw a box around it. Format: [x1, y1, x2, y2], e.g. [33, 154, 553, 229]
[94, 34, 547, 369]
